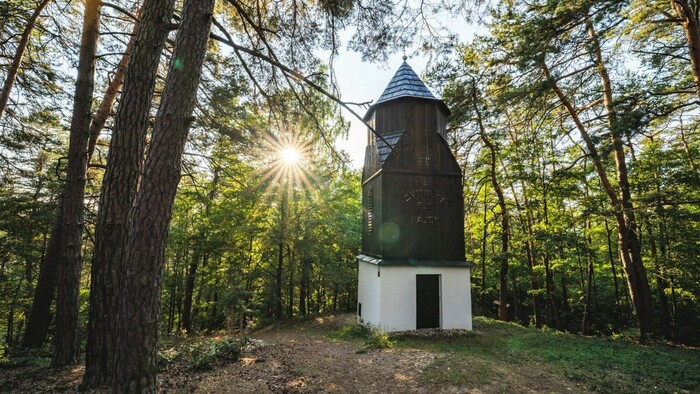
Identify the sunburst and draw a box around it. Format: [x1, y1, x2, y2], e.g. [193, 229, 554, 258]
[259, 129, 318, 205]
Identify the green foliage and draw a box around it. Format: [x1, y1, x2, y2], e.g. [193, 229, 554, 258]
[329, 323, 394, 353]
[157, 336, 249, 372]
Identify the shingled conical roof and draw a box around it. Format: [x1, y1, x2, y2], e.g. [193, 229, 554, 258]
[375, 61, 437, 104]
[364, 59, 449, 120]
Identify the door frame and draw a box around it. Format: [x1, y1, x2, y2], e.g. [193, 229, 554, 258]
[416, 274, 441, 329]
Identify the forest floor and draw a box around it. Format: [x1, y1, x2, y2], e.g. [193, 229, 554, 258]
[2, 314, 700, 393]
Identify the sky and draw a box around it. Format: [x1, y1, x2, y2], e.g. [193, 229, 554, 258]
[330, 19, 476, 168]
[332, 51, 431, 168]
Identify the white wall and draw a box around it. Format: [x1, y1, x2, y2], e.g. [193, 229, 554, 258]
[357, 261, 381, 326]
[378, 265, 472, 332]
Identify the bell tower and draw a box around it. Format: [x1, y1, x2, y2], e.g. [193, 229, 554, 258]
[356, 60, 473, 332]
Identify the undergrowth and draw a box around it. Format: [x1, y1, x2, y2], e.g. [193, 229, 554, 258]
[329, 323, 394, 353]
[158, 336, 250, 371]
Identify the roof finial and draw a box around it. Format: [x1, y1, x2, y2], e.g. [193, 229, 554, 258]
[402, 54, 407, 62]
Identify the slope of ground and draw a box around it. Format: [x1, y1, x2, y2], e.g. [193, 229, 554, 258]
[1, 314, 699, 393]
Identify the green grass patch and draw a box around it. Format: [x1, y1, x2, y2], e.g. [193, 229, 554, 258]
[329, 323, 394, 353]
[333, 317, 700, 393]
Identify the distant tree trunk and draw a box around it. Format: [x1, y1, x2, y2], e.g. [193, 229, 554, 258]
[111, 0, 214, 390]
[6, 279, 24, 345]
[275, 240, 284, 319]
[288, 246, 294, 318]
[0, 0, 52, 120]
[182, 252, 199, 334]
[82, 0, 175, 387]
[523, 196, 543, 327]
[582, 220, 595, 335]
[299, 259, 309, 316]
[541, 196, 562, 330]
[604, 219, 623, 325]
[22, 208, 60, 348]
[52, 0, 101, 367]
[480, 184, 488, 313]
[647, 226, 673, 338]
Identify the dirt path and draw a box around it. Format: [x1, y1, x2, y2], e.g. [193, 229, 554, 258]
[1, 315, 449, 393]
[187, 315, 443, 393]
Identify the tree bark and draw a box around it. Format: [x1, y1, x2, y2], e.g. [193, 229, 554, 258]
[22, 206, 60, 348]
[672, 0, 700, 100]
[587, 20, 655, 339]
[52, 0, 101, 367]
[471, 85, 510, 321]
[604, 219, 623, 325]
[544, 55, 654, 339]
[111, 0, 213, 390]
[0, 0, 52, 120]
[182, 252, 199, 334]
[82, 0, 175, 387]
[86, 17, 140, 164]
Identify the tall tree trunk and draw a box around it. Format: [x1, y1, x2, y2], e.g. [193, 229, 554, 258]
[480, 185, 488, 313]
[0, 0, 52, 119]
[672, 0, 700, 100]
[587, 21, 655, 339]
[111, 0, 213, 390]
[299, 258, 309, 316]
[604, 219, 623, 325]
[22, 208, 60, 348]
[52, 0, 101, 367]
[582, 220, 595, 335]
[6, 278, 24, 345]
[543, 57, 654, 339]
[182, 252, 199, 334]
[86, 17, 140, 165]
[647, 226, 673, 338]
[275, 240, 284, 319]
[472, 85, 510, 321]
[287, 246, 294, 318]
[83, 0, 175, 387]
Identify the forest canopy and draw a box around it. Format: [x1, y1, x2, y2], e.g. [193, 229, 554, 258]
[0, 0, 699, 391]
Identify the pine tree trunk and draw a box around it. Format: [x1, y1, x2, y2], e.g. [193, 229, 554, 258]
[86, 17, 140, 164]
[673, 0, 700, 100]
[111, 0, 214, 390]
[52, 0, 101, 367]
[299, 259, 309, 316]
[22, 206, 60, 348]
[582, 220, 595, 335]
[472, 85, 510, 321]
[604, 219, 623, 326]
[182, 253, 199, 334]
[544, 58, 654, 339]
[82, 0, 175, 387]
[0, 0, 52, 119]
[587, 20, 655, 339]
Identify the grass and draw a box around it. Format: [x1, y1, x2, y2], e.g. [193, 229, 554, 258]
[328, 323, 395, 353]
[334, 317, 700, 393]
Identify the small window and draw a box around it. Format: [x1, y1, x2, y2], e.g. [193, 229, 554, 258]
[367, 187, 373, 234]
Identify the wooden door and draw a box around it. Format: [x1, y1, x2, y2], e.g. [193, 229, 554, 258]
[416, 274, 440, 329]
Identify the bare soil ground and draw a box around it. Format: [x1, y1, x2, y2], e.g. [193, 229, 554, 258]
[0, 315, 448, 393]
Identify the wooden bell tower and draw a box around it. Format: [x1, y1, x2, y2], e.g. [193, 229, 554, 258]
[356, 60, 473, 332]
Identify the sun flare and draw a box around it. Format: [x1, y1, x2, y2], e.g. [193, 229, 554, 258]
[280, 146, 301, 166]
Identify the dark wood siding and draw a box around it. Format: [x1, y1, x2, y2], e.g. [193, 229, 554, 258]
[361, 97, 464, 262]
